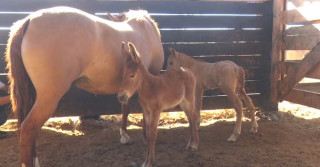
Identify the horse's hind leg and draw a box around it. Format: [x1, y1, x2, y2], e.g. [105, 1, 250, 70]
[120, 103, 133, 144]
[20, 89, 66, 167]
[238, 88, 258, 133]
[224, 89, 243, 142]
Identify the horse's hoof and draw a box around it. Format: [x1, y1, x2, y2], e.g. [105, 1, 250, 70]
[186, 143, 198, 151]
[227, 134, 239, 142]
[129, 161, 139, 167]
[120, 129, 133, 145]
[120, 136, 133, 145]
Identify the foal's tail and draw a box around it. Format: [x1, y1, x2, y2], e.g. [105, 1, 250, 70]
[5, 18, 36, 127]
[237, 67, 246, 91]
[237, 67, 255, 110]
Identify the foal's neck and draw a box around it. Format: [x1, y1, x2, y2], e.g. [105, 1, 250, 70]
[137, 64, 159, 92]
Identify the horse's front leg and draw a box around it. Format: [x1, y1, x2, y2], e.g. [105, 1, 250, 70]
[142, 109, 161, 167]
[120, 103, 133, 144]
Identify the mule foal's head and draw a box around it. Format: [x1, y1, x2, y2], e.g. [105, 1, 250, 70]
[118, 42, 142, 104]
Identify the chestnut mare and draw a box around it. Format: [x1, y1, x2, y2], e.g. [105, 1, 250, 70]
[118, 43, 199, 167]
[6, 7, 164, 167]
[167, 48, 258, 142]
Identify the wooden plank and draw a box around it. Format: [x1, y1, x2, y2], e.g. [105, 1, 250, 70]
[306, 63, 320, 79]
[0, 14, 27, 27]
[0, 30, 9, 45]
[295, 82, 320, 93]
[54, 87, 121, 116]
[0, 45, 6, 73]
[0, 1, 273, 15]
[152, 15, 267, 29]
[284, 24, 320, 36]
[284, 6, 320, 25]
[0, 13, 269, 29]
[284, 89, 320, 109]
[284, 34, 320, 50]
[192, 55, 263, 67]
[285, 60, 320, 79]
[279, 42, 320, 100]
[270, 0, 284, 103]
[201, 93, 263, 110]
[163, 42, 267, 56]
[161, 29, 269, 43]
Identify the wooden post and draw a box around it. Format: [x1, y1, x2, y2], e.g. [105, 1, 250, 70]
[270, 0, 285, 104]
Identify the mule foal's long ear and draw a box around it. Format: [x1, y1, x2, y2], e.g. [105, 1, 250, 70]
[128, 42, 141, 63]
[168, 47, 176, 56]
[121, 42, 126, 56]
[107, 12, 120, 22]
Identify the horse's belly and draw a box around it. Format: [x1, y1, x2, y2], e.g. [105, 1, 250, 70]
[75, 64, 123, 95]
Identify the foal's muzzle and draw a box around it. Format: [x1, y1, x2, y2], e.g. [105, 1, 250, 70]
[118, 93, 129, 104]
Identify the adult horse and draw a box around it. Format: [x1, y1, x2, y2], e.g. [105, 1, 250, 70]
[6, 7, 164, 167]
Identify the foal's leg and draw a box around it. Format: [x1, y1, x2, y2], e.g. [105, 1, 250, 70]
[20, 90, 66, 167]
[238, 88, 258, 133]
[120, 103, 133, 144]
[194, 86, 204, 127]
[224, 89, 243, 142]
[179, 100, 199, 151]
[142, 109, 161, 167]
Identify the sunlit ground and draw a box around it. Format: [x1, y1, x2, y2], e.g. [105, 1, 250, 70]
[0, 101, 319, 136]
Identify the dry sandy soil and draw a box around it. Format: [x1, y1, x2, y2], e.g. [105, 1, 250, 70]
[1, 101, 320, 167]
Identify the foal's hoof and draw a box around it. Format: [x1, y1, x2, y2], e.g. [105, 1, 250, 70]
[227, 133, 240, 142]
[250, 126, 258, 134]
[186, 142, 198, 151]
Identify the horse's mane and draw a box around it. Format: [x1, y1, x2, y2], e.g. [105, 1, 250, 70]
[125, 10, 161, 37]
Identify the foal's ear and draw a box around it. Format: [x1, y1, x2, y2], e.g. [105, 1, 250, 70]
[169, 48, 177, 57]
[128, 43, 141, 63]
[121, 42, 126, 56]
[107, 12, 125, 22]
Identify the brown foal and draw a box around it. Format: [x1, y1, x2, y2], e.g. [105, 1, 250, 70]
[118, 43, 199, 167]
[167, 48, 258, 142]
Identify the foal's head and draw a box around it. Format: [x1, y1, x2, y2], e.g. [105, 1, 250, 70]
[167, 48, 183, 70]
[167, 48, 196, 70]
[118, 42, 143, 103]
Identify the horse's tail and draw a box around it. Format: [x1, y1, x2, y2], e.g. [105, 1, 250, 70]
[5, 18, 36, 127]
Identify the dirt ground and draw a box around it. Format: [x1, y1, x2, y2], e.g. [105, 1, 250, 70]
[1, 101, 320, 167]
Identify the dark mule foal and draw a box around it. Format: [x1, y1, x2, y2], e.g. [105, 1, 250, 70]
[118, 43, 199, 167]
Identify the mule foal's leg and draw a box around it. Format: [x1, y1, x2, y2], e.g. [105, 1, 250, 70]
[120, 103, 133, 144]
[142, 110, 161, 167]
[226, 91, 243, 142]
[20, 95, 61, 167]
[238, 88, 258, 133]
